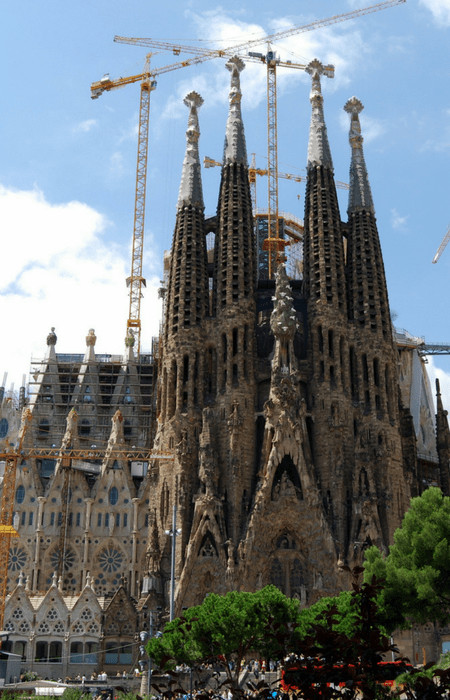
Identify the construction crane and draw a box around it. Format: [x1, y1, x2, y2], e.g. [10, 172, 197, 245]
[114, 1, 406, 58]
[432, 224, 450, 264]
[91, 50, 240, 354]
[0, 408, 32, 643]
[0, 432, 172, 634]
[204, 154, 349, 211]
[114, 0, 405, 278]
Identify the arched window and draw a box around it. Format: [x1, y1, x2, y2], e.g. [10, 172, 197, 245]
[35, 641, 48, 662]
[13, 640, 27, 661]
[70, 641, 83, 663]
[109, 487, 119, 506]
[48, 641, 62, 662]
[15, 485, 25, 504]
[0, 418, 8, 439]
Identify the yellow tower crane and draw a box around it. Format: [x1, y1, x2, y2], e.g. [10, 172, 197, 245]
[114, 0, 405, 278]
[432, 224, 450, 264]
[91, 49, 243, 354]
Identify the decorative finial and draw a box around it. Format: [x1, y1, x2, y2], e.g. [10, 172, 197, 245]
[177, 91, 204, 209]
[306, 58, 325, 97]
[223, 56, 247, 165]
[18, 571, 24, 587]
[305, 59, 334, 169]
[47, 327, 57, 346]
[344, 96, 364, 149]
[51, 571, 58, 587]
[344, 96, 374, 213]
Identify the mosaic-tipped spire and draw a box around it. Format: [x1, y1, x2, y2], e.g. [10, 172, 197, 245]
[223, 56, 247, 165]
[344, 97, 374, 213]
[306, 59, 333, 169]
[177, 91, 204, 209]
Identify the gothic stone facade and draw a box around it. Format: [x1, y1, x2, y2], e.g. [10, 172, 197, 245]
[2, 57, 450, 669]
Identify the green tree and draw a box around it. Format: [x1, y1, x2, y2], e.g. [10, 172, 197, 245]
[364, 487, 450, 630]
[297, 590, 360, 639]
[147, 585, 300, 695]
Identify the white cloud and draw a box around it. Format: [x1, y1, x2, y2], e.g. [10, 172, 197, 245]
[420, 0, 450, 26]
[0, 185, 162, 391]
[160, 10, 368, 120]
[391, 207, 409, 230]
[72, 118, 97, 134]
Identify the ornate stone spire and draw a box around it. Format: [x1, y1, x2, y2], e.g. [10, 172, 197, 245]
[177, 91, 204, 209]
[344, 97, 374, 213]
[306, 59, 333, 169]
[270, 263, 299, 373]
[223, 56, 247, 165]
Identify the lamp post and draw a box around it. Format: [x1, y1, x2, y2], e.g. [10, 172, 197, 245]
[165, 501, 181, 621]
[140, 608, 162, 697]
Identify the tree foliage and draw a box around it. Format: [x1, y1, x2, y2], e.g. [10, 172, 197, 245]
[147, 585, 300, 692]
[364, 487, 450, 629]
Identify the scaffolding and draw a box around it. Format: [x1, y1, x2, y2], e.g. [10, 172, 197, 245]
[27, 345, 159, 462]
[255, 211, 304, 281]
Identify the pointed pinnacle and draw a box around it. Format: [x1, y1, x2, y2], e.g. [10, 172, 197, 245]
[436, 378, 445, 412]
[306, 59, 333, 169]
[344, 96, 374, 214]
[223, 56, 247, 165]
[177, 91, 204, 209]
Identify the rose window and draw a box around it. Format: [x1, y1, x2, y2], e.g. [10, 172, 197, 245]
[38, 622, 50, 634]
[72, 621, 84, 634]
[8, 546, 27, 572]
[19, 621, 30, 634]
[54, 621, 65, 634]
[80, 608, 93, 621]
[12, 608, 23, 620]
[99, 546, 124, 573]
[49, 546, 76, 572]
[87, 622, 99, 634]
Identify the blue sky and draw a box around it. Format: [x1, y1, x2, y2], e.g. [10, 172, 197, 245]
[1, 0, 449, 408]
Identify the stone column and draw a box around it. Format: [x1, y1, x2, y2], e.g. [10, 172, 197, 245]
[82, 498, 93, 585]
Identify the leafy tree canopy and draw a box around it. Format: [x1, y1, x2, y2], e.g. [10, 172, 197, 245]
[147, 585, 300, 689]
[364, 487, 450, 630]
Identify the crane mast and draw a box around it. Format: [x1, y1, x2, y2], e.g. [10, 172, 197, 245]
[92, 56, 156, 356]
[126, 76, 153, 352]
[266, 51, 280, 278]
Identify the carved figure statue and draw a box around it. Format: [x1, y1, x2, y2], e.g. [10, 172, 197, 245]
[86, 328, 97, 347]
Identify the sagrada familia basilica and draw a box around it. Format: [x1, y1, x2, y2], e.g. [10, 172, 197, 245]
[0, 56, 448, 677]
